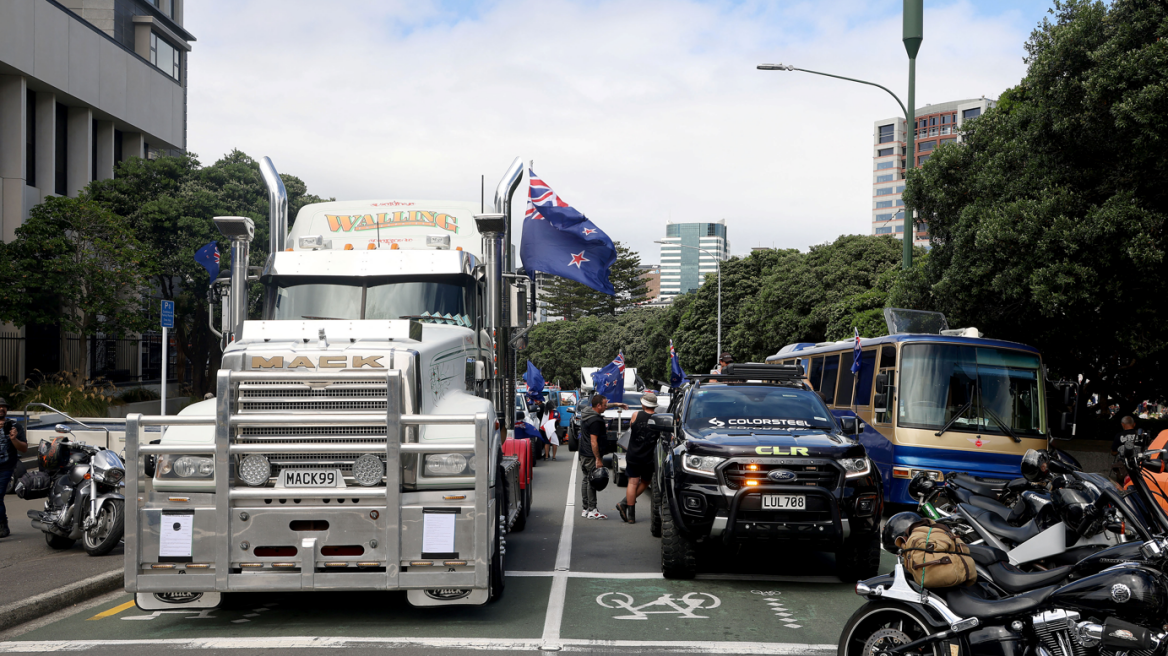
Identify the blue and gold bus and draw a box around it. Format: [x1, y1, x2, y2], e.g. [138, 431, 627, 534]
[766, 311, 1048, 504]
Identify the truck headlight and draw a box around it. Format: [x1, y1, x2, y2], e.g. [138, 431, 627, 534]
[352, 454, 384, 486]
[156, 455, 215, 479]
[840, 458, 872, 478]
[239, 455, 271, 486]
[424, 453, 475, 477]
[681, 453, 725, 477]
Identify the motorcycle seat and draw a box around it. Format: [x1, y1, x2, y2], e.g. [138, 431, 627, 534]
[948, 473, 1003, 498]
[983, 561, 1072, 595]
[965, 543, 1010, 567]
[942, 584, 1057, 620]
[952, 487, 1013, 522]
[962, 504, 1041, 544]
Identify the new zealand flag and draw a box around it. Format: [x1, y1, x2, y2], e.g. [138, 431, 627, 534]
[591, 353, 626, 404]
[194, 242, 220, 288]
[519, 170, 617, 295]
[669, 339, 688, 389]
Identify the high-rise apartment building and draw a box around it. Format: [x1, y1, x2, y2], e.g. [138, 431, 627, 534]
[871, 98, 994, 243]
[0, 0, 194, 384]
[659, 221, 730, 300]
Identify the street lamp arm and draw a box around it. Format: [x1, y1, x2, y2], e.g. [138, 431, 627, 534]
[758, 64, 907, 118]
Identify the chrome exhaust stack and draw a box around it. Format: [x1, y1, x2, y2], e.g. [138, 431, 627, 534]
[259, 156, 289, 256]
[492, 156, 524, 273]
[474, 213, 507, 414]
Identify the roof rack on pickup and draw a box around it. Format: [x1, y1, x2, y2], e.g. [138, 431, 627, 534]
[689, 363, 806, 385]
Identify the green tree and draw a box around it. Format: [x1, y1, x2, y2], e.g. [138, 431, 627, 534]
[900, 0, 1168, 408]
[0, 195, 156, 340]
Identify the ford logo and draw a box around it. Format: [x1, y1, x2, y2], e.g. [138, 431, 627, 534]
[767, 469, 797, 482]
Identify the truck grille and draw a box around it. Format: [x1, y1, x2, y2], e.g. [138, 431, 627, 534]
[236, 382, 390, 483]
[722, 461, 840, 490]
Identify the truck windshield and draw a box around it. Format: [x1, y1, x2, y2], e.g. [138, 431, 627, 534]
[898, 344, 1043, 436]
[274, 281, 468, 322]
[685, 386, 836, 434]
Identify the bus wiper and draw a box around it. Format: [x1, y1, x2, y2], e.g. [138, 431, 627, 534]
[980, 405, 1021, 443]
[934, 397, 975, 437]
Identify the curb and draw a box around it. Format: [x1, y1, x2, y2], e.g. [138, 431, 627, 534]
[0, 568, 124, 631]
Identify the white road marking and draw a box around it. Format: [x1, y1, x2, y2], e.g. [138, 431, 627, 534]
[0, 637, 836, 653]
[507, 571, 663, 579]
[597, 592, 721, 620]
[540, 450, 579, 649]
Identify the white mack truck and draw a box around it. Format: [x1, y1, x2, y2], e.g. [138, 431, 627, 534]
[124, 157, 531, 609]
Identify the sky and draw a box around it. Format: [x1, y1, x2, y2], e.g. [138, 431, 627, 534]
[184, 0, 1057, 265]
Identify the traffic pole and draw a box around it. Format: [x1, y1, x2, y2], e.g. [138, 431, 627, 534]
[161, 326, 167, 416]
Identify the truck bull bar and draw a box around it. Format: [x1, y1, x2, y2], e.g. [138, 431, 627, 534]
[125, 369, 493, 594]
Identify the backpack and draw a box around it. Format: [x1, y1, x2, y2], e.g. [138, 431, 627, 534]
[895, 519, 977, 588]
[16, 469, 52, 500]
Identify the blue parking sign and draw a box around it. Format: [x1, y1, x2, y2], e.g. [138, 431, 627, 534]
[161, 300, 175, 329]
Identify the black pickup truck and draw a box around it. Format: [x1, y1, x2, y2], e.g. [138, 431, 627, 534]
[649, 363, 883, 581]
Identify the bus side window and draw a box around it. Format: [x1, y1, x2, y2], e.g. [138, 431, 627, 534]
[808, 356, 824, 391]
[880, 345, 896, 369]
[836, 353, 855, 407]
[821, 355, 840, 405]
[855, 350, 877, 406]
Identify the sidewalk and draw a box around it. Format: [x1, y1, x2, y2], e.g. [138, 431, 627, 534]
[0, 493, 123, 609]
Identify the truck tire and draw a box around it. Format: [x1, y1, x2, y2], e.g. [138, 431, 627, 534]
[511, 481, 527, 533]
[490, 479, 506, 602]
[660, 493, 697, 579]
[649, 476, 662, 538]
[835, 532, 881, 583]
[45, 532, 76, 550]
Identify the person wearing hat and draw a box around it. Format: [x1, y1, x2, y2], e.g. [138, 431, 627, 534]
[0, 397, 29, 538]
[712, 352, 734, 375]
[616, 391, 660, 524]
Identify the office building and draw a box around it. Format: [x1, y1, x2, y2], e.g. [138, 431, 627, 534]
[0, 0, 195, 384]
[658, 221, 730, 300]
[871, 98, 994, 244]
[638, 264, 660, 301]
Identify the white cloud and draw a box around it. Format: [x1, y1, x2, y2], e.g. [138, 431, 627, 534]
[185, 0, 1044, 264]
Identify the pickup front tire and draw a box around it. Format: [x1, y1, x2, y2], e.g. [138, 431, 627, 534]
[649, 477, 662, 538]
[660, 493, 697, 579]
[835, 532, 881, 583]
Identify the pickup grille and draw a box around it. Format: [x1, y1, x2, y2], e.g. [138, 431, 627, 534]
[236, 382, 390, 482]
[722, 461, 840, 490]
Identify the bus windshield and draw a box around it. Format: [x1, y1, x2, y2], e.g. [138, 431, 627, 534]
[274, 280, 468, 323]
[898, 344, 1043, 437]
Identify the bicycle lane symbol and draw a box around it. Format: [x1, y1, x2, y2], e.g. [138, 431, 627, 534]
[596, 592, 721, 620]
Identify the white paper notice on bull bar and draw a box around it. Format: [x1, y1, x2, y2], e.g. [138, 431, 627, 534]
[160, 511, 194, 560]
[421, 510, 457, 557]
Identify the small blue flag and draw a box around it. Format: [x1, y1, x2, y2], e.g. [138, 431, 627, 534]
[520, 170, 618, 295]
[194, 242, 220, 288]
[851, 328, 862, 375]
[669, 339, 688, 388]
[591, 353, 626, 404]
[524, 361, 545, 404]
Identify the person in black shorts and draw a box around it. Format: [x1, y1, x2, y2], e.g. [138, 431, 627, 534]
[0, 397, 29, 539]
[616, 391, 659, 524]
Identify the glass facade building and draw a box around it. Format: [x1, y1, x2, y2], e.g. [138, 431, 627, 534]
[659, 221, 730, 300]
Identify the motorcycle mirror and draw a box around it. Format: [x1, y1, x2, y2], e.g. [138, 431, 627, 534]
[54, 424, 72, 434]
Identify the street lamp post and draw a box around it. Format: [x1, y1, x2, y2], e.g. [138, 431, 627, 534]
[655, 240, 721, 361]
[757, 0, 923, 270]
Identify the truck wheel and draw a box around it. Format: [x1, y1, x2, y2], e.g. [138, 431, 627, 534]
[660, 493, 697, 579]
[649, 477, 662, 538]
[835, 532, 881, 583]
[45, 532, 75, 550]
[490, 480, 506, 602]
[511, 484, 527, 533]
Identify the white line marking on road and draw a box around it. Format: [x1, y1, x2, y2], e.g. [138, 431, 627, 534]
[540, 450, 579, 649]
[0, 637, 837, 653]
[507, 571, 663, 579]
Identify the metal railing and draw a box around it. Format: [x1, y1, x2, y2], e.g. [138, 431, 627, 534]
[124, 368, 491, 594]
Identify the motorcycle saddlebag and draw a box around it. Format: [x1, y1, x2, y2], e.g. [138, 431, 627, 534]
[16, 470, 52, 500]
[896, 519, 977, 588]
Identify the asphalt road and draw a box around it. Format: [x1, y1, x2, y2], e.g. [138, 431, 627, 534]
[0, 451, 892, 654]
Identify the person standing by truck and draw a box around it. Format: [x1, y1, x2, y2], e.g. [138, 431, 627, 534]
[616, 391, 658, 524]
[0, 398, 29, 539]
[577, 394, 626, 519]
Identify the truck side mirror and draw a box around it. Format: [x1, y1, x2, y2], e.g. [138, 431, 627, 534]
[839, 416, 861, 436]
[873, 393, 887, 413]
[143, 438, 161, 478]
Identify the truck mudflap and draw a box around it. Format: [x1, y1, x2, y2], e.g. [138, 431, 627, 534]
[125, 369, 504, 607]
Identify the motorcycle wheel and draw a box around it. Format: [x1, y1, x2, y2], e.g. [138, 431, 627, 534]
[837, 602, 941, 656]
[45, 532, 76, 550]
[83, 499, 124, 556]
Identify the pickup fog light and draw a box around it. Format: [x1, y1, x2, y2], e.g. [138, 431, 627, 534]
[174, 456, 215, 478]
[840, 458, 872, 479]
[352, 454, 384, 487]
[424, 453, 472, 477]
[239, 455, 271, 487]
[680, 453, 725, 477]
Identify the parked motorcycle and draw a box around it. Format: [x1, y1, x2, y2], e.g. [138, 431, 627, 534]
[841, 443, 1168, 656]
[26, 427, 126, 556]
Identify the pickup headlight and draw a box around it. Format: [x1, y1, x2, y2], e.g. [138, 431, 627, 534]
[424, 453, 476, 477]
[156, 455, 215, 479]
[681, 452, 725, 477]
[840, 457, 872, 478]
